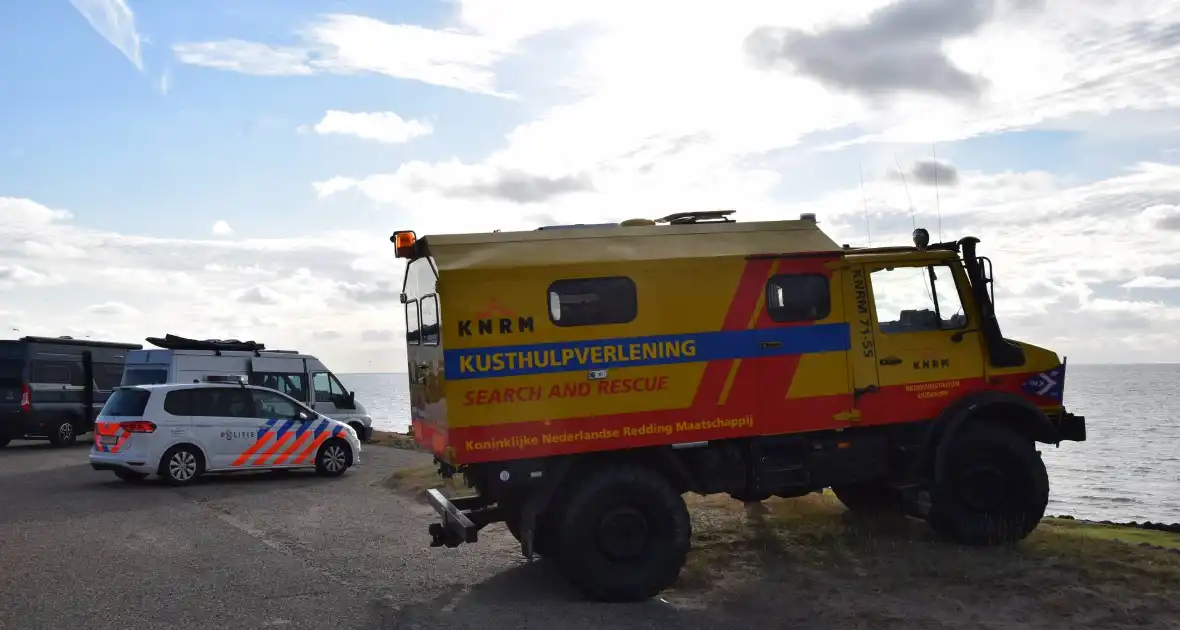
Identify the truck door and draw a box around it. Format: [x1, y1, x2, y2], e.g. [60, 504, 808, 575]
[402, 256, 443, 450]
[862, 259, 985, 424]
[750, 257, 854, 431]
[843, 264, 879, 421]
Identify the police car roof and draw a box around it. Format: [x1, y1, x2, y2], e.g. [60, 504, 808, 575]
[422, 218, 842, 271]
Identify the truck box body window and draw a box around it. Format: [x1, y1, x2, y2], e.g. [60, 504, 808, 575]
[548, 276, 638, 327]
[421, 294, 440, 346]
[102, 388, 151, 416]
[765, 274, 831, 322]
[405, 299, 421, 345]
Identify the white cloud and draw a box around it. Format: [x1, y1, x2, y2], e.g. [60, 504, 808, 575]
[303, 110, 433, 144]
[212, 220, 234, 236]
[85, 301, 140, 317]
[0, 197, 408, 373]
[68, 0, 143, 71]
[173, 14, 515, 96]
[1123, 275, 1180, 289]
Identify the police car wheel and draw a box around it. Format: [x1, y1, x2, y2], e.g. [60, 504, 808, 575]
[48, 420, 77, 447]
[928, 422, 1049, 546]
[315, 439, 350, 477]
[158, 445, 204, 486]
[552, 464, 691, 603]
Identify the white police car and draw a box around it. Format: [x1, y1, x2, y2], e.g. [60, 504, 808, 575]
[89, 377, 361, 485]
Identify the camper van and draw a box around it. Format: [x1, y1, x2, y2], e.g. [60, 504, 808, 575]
[119, 335, 373, 442]
[1, 335, 142, 447]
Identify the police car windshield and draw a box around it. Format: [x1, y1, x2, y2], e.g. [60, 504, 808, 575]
[123, 368, 167, 386]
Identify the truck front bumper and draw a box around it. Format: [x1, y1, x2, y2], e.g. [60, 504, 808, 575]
[1056, 410, 1086, 442]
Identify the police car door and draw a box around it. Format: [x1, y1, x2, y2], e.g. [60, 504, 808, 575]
[191, 387, 258, 469]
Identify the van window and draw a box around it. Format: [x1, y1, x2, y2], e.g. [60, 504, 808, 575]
[30, 360, 73, 385]
[102, 388, 151, 416]
[312, 371, 349, 404]
[871, 264, 968, 334]
[765, 274, 831, 323]
[548, 277, 638, 327]
[405, 299, 421, 345]
[251, 389, 303, 420]
[94, 362, 125, 390]
[124, 367, 168, 386]
[184, 388, 255, 418]
[250, 373, 309, 403]
[421, 295, 440, 346]
[0, 359, 22, 383]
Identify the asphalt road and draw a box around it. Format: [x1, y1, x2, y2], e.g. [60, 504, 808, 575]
[0, 440, 733, 630]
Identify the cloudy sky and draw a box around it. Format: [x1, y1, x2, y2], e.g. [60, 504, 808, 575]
[2, 0, 1179, 372]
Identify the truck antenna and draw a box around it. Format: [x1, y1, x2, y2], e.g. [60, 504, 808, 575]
[932, 142, 943, 242]
[858, 162, 872, 247]
[893, 151, 917, 231]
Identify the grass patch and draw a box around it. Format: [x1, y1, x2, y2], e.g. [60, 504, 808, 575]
[368, 430, 425, 452]
[384, 463, 1180, 612]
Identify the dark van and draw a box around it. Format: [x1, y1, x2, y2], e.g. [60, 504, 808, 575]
[0, 336, 143, 448]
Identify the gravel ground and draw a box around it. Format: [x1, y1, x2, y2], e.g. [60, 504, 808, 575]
[0, 440, 732, 630]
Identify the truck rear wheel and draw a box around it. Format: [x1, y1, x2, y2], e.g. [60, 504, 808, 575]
[552, 464, 691, 602]
[928, 422, 1049, 545]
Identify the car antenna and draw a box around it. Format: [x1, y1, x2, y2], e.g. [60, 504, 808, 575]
[858, 161, 872, 247]
[932, 142, 944, 242]
[893, 151, 917, 232]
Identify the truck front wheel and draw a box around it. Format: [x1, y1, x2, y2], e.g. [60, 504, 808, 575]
[552, 464, 691, 602]
[928, 422, 1049, 545]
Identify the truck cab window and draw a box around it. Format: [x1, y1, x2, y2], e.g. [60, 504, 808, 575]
[871, 264, 968, 334]
[405, 299, 421, 345]
[421, 295, 440, 345]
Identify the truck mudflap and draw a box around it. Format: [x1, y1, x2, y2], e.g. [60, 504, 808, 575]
[1056, 409, 1086, 443]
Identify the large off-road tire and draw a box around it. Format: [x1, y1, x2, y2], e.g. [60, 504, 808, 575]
[831, 482, 904, 516]
[927, 422, 1049, 545]
[552, 464, 691, 603]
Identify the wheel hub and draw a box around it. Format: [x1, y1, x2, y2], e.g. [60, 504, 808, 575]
[596, 507, 650, 561]
[957, 464, 1010, 512]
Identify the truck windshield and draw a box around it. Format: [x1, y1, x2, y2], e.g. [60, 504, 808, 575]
[123, 367, 168, 386]
[872, 263, 968, 333]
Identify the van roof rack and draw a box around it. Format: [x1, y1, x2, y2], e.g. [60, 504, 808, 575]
[146, 334, 267, 354]
[655, 210, 736, 225]
[201, 374, 246, 385]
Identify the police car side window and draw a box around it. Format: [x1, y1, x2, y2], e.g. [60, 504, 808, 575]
[251, 389, 301, 420]
[185, 388, 256, 419]
[548, 277, 638, 327]
[765, 274, 831, 323]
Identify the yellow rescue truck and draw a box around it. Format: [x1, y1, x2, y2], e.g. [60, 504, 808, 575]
[392, 210, 1086, 602]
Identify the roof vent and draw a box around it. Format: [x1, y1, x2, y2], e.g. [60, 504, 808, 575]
[620, 218, 656, 227]
[800, 213, 817, 223]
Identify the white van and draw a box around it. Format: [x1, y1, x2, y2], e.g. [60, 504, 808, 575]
[119, 335, 373, 442]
